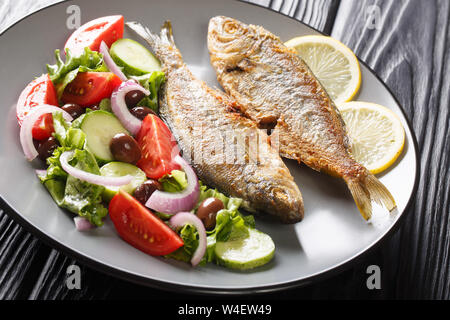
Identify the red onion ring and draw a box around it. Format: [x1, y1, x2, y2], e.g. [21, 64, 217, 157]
[170, 212, 206, 266]
[111, 80, 150, 135]
[99, 41, 128, 81]
[146, 155, 200, 214]
[20, 105, 73, 161]
[60, 151, 134, 186]
[74, 216, 94, 231]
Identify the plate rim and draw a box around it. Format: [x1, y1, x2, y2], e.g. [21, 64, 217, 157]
[0, 0, 420, 295]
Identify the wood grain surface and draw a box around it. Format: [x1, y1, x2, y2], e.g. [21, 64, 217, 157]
[0, 0, 448, 300]
[333, 0, 450, 300]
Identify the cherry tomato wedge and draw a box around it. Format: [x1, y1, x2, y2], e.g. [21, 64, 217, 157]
[109, 190, 184, 256]
[64, 15, 124, 55]
[16, 74, 59, 140]
[136, 114, 181, 179]
[32, 113, 55, 141]
[61, 72, 122, 107]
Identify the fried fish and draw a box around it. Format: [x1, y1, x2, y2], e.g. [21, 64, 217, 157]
[127, 21, 304, 223]
[207, 16, 396, 220]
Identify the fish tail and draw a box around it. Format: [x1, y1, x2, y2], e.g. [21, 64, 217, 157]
[345, 173, 396, 221]
[365, 173, 397, 211]
[126, 21, 160, 48]
[346, 178, 372, 220]
[126, 21, 181, 65]
[160, 21, 175, 45]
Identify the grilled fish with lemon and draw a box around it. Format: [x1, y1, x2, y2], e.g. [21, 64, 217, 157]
[207, 16, 396, 220]
[127, 21, 304, 223]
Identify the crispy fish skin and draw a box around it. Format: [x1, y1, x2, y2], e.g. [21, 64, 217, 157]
[126, 21, 304, 223]
[207, 16, 396, 220]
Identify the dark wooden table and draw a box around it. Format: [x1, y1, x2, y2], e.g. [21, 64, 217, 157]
[0, 0, 448, 300]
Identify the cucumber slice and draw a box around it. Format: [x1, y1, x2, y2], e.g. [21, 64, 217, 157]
[215, 228, 275, 270]
[110, 38, 161, 76]
[80, 110, 129, 162]
[100, 162, 147, 202]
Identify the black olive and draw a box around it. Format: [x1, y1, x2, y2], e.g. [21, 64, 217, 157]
[134, 180, 162, 205]
[37, 136, 59, 161]
[125, 90, 146, 109]
[196, 197, 225, 230]
[33, 139, 41, 150]
[130, 106, 157, 120]
[61, 103, 84, 119]
[109, 133, 142, 164]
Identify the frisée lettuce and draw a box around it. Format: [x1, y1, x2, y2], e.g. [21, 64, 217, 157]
[47, 47, 108, 99]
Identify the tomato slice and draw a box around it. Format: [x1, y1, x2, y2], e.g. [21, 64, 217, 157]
[61, 72, 122, 107]
[136, 114, 181, 179]
[109, 190, 184, 256]
[16, 74, 59, 140]
[64, 15, 124, 55]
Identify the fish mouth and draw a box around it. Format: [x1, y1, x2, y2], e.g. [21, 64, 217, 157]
[209, 16, 237, 34]
[208, 16, 254, 59]
[272, 187, 304, 223]
[209, 16, 240, 35]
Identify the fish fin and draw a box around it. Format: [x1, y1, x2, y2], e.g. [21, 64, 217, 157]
[346, 173, 396, 221]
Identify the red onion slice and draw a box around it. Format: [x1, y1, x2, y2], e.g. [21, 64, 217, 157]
[99, 41, 127, 81]
[74, 216, 95, 231]
[170, 212, 206, 266]
[146, 155, 200, 214]
[111, 80, 150, 135]
[35, 169, 47, 178]
[60, 151, 134, 186]
[20, 105, 73, 161]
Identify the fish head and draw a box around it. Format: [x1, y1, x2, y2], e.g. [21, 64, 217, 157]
[208, 16, 258, 71]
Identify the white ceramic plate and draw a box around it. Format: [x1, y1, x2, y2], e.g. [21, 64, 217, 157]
[0, 0, 418, 294]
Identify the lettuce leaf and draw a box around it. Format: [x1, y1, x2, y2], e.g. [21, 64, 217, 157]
[40, 148, 107, 227]
[47, 47, 108, 99]
[98, 98, 112, 112]
[202, 189, 251, 264]
[158, 170, 187, 193]
[165, 224, 199, 263]
[52, 112, 86, 149]
[38, 113, 107, 227]
[128, 71, 165, 112]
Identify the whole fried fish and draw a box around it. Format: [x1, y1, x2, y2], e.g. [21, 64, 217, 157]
[127, 21, 304, 223]
[207, 16, 396, 220]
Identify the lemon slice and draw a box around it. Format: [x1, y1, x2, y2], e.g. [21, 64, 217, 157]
[337, 101, 405, 174]
[285, 35, 361, 104]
